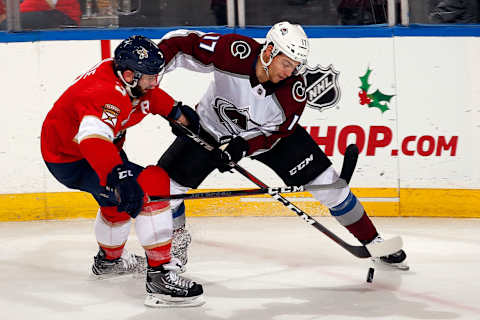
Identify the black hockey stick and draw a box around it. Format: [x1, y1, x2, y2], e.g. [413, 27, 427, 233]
[339, 144, 358, 184]
[150, 178, 347, 201]
[168, 121, 402, 258]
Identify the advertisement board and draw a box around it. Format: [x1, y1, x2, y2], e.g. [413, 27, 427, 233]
[0, 31, 478, 220]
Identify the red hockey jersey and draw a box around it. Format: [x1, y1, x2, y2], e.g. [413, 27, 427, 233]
[41, 59, 174, 182]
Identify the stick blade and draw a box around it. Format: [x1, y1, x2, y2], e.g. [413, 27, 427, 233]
[339, 144, 359, 184]
[365, 236, 403, 258]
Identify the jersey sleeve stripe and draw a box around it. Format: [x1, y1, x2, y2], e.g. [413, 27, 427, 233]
[76, 115, 115, 144]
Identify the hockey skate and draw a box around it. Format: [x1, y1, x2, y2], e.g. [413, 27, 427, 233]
[370, 236, 409, 270]
[145, 261, 204, 308]
[171, 226, 191, 273]
[90, 248, 147, 279]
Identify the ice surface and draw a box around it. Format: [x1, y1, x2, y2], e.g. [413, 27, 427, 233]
[0, 217, 479, 320]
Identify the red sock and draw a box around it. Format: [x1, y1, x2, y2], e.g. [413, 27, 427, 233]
[100, 243, 125, 260]
[145, 243, 172, 267]
[345, 212, 378, 244]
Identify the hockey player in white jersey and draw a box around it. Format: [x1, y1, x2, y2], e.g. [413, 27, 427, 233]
[157, 21, 408, 271]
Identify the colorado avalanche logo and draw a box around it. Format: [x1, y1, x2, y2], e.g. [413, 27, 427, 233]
[292, 80, 306, 103]
[303, 64, 341, 112]
[213, 97, 251, 134]
[231, 41, 251, 59]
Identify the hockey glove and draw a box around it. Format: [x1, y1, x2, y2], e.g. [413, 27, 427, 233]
[169, 102, 200, 136]
[106, 164, 144, 218]
[211, 136, 249, 173]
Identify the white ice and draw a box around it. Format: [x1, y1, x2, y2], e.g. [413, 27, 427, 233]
[0, 217, 479, 320]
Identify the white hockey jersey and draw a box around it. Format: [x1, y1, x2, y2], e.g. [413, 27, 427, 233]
[159, 31, 307, 156]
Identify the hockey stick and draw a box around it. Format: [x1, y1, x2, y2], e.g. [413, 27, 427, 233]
[150, 174, 347, 201]
[168, 121, 403, 259]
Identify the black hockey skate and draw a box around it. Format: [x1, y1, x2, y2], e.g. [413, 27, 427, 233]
[90, 248, 147, 279]
[145, 261, 204, 307]
[369, 236, 409, 270]
[379, 249, 409, 270]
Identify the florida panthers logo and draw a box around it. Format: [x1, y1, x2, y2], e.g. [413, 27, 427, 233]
[135, 47, 149, 59]
[213, 97, 251, 134]
[101, 104, 120, 127]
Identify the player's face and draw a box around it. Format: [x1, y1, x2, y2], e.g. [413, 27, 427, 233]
[269, 54, 300, 83]
[137, 74, 159, 94]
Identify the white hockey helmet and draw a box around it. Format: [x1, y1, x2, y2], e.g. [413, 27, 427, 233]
[261, 21, 310, 75]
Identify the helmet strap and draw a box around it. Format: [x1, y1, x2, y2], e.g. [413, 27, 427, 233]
[117, 70, 140, 98]
[260, 43, 276, 81]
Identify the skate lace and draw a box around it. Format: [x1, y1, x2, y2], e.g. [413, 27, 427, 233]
[165, 271, 193, 289]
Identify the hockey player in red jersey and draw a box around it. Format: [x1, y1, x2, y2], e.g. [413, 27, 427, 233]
[41, 35, 204, 307]
[157, 22, 408, 271]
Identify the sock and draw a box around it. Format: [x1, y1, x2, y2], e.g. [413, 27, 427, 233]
[346, 212, 379, 244]
[145, 243, 172, 267]
[100, 243, 125, 260]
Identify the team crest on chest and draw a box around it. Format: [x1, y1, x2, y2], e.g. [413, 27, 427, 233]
[213, 97, 251, 134]
[231, 41, 251, 59]
[102, 104, 120, 127]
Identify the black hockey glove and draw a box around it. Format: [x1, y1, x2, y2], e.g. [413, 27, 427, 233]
[106, 164, 144, 218]
[211, 136, 249, 173]
[168, 102, 200, 136]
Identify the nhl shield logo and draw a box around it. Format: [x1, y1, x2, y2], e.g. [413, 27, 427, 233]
[303, 64, 341, 111]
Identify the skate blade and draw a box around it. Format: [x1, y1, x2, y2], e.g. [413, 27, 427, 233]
[374, 259, 410, 271]
[88, 273, 132, 280]
[384, 261, 410, 271]
[144, 293, 205, 308]
[88, 269, 144, 281]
